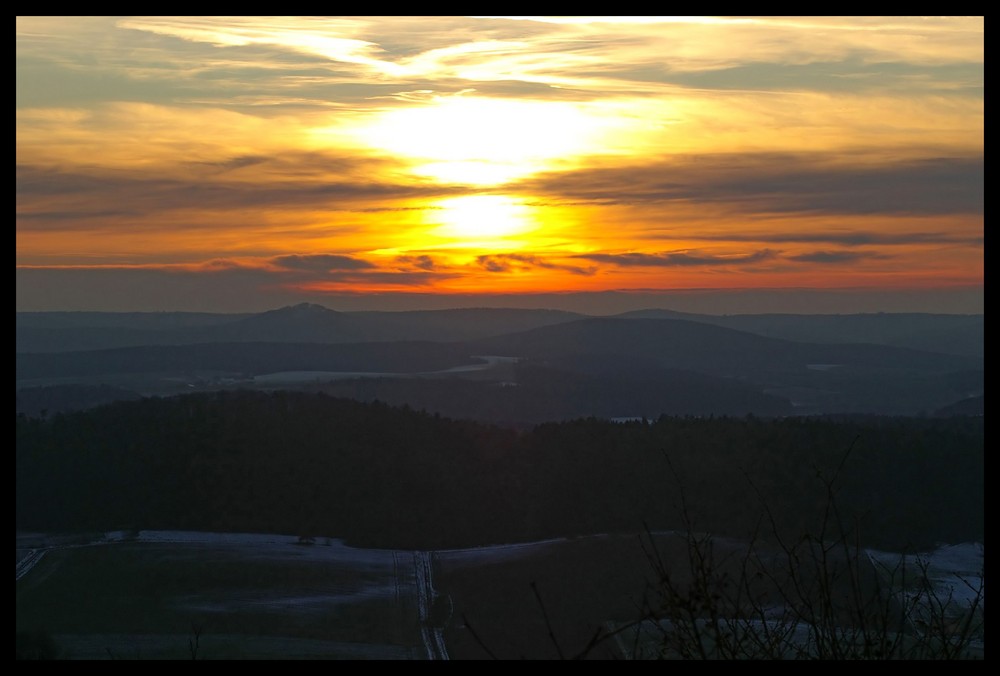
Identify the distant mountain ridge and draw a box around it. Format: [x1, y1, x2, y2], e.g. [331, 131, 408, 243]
[16, 340, 478, 382]
[16, 313, 982, 417]
[475, 317, 978, 375]
[17, 304, 982, 357]
[16, 304, 585, 353]
[614, 309, 983, 358]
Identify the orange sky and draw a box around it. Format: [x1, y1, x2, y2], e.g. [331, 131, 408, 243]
[16, 16, 983, 312]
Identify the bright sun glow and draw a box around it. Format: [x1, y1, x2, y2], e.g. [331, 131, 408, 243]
[429, 195, 534, 243]
[356, 97, 605, 185]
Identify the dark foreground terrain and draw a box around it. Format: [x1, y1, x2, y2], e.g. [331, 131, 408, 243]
[15, 307, 984, 659]
[17, 391, 983, 552]
[16, 530, 983, 660]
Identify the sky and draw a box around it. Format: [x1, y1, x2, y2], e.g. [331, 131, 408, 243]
[16, 16, 984, 314]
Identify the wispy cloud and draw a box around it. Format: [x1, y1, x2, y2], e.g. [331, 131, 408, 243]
[696, 230, 983, 247]
[519, 154, 984, 216]
[193, 155, 269, 172]
[16, 160, 463, 227]
[787, 250, 890, 264]
[476, 253, 597, 275]
[270, 254, 374, 271]
[397, 254, 438, 271]
[576, 250, 779, 267]
[16, 255, 454, 286]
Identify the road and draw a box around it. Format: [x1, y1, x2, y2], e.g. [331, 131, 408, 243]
[15, 548, 46, 581]
[413, 550, 449, 660]
[18, 530, 450, 660]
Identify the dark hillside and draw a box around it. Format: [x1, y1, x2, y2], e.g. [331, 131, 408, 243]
[16, 391, 983, 551]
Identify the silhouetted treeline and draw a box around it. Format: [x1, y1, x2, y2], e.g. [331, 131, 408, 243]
[299, 362, 792, 423]
[16, 384, 141, 418]
[16, 391, 983, 551]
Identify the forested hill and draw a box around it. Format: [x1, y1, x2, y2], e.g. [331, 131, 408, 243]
[17, 306, 982, 358]
[16, 391, 983, 551]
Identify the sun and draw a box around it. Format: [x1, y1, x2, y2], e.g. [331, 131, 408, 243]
[429, 195, 533, 243]
[354, 96, 604, 186]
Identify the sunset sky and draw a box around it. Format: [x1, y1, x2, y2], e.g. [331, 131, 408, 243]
[16, 16, 984, 313]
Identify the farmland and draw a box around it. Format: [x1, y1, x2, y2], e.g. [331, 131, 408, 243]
[16, 532, 432, 660]
[17, 530, 983, 659]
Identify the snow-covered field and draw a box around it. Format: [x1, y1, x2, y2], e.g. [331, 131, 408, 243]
[867, 542, 985, 625]
[17, 531, 984, 660]
[436, 536, 572, 565]
[16, 530, 449, 660]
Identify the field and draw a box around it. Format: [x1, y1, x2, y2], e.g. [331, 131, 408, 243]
[16, 530, 697, 659]
[16, 530, 984, 660]
[16, 532, 432, 660]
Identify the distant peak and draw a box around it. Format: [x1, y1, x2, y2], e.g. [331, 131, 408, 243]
[275, 303, 336, 314]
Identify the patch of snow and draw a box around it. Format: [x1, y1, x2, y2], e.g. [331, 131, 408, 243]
[436, 537, 571, 564]
[867, 542, 984, 626]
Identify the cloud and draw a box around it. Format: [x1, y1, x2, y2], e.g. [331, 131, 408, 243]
[517, 154, 984, 216]
[787, 250, 890, 264]
[576, 249, 778, 267]
[16, 256, 458, 294]
[476, 253, 596, 275]
[295, 269, 452, 289]
[270, 254, 374, 271]
[589, 58, 984, 95]
[15, 264, 985, 314]
[397, 254, 437, 271]
[16, 160, 465, 233]
[355, 206, 441, 213]
[193, 155, 268, 172]
[695, 230, 983, 247]
[221, 255, 460, 288]
[477, 256, 511, 272]
[16, 209, 136, 221]
[24, 17, 981, 108]
[16, 165, 117, 196]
